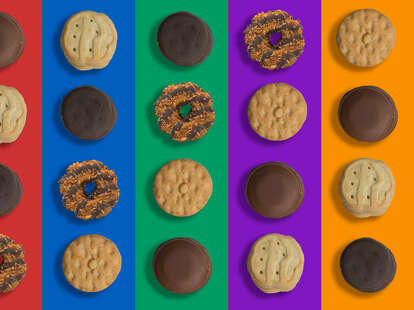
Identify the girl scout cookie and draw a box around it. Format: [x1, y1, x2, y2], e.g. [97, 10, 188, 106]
[61, 11, 117, 70]
[339, 158, 395, 218]
[247, 233, 304, 293]
[0, 163, 22, 216]
[0, 12, 25, 69]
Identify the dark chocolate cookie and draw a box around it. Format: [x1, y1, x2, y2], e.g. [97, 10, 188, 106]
[157, 12, 213, 66]
[61, 86, 117, 140]
[245, 162, 304, 218]
[340, 238, 396, 293]
[153, 237, 212, 294]
[0, 12, 25, 69]
[339, 86, 397, 142]
[0, 163, 22, 216]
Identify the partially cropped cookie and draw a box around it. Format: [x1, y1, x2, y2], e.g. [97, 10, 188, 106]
[153, 159, 212, 217]
[0, 163, 22, 216]
[248, 83, 307, 141]
[0, 12, 25, 68]
[337, 9, 395, 67]
[60, 11, 117, 70]
[62, 234, 121, 292]
[247, 233, 304, 293]
[0, 85, 27, 143]
[339, 158, 395, 218]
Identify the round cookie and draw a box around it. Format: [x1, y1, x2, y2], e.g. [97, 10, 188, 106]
[245, 162, 304, 219]
[60, 11, 117, 70]
[340, 238, 396, 292]
[0, 163, 22, 216]
[339, 158, 395, 218]
[0, 85, 27, 144]
[339, 86, 397, 142]
[153, 159, 212, 217]
[154, 82, 215, 142]
[247, 233, 304, 293]
[0, 12, 25, 69]
[157, 12, 213, 66]
[58, 160, 120, 220]
[61, 86, 117, 141]
[244, 10, 305, 70]
[337, 9, 395, 67]
[62, 234, 121, 292]
[0, 234, 27, 293]
[153, 237, 212, 294]
[248, 83, 307, 141]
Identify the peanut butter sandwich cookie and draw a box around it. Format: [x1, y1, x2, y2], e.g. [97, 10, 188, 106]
[248, 83, 307, 141]
[59, 160, 120, 220]
[153, 159, 212, 217]
[339, 158, 395, 218]
[247, 233, 304, 293]
[61, 11, 117, 70]
[0, 163, 22, 216]
[244, 10, 305, 70]
[0, 234, 27, 293]
[337, 9, 395, 67]
[0, 12, 25, 69]
[154, 82, 215, 142]
[62, 234, 121, 292]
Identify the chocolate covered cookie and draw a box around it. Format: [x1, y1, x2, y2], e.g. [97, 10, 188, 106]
[157, 12, 213, 66]
[61, 86, 117, 140]
[245, 162, 304, 218]
[339, 86, 397, 142]
[0, 163, 22, 216]
[0, 12, 25, 68]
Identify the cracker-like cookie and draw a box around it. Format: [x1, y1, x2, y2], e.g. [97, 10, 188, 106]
[248, 83, 307, 141]
[339, 158, 395, 218]
[0, 85, 27, 143]
[247, 233, 304, 293]
[336, 9, 395, 67]
[153, 159, 212, 217]
[62, 234, 121, 292]
[60, 11, 117, 71]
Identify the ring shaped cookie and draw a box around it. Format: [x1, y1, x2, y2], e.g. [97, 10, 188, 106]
[244, 10, 305, 70]
[0, 234, 27, 293]
[60, 11, 117, 70]
[59, 160, 120, 220]
[154, 82, 215, 142]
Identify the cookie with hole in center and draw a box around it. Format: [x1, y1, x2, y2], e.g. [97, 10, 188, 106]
[153, 159, 212, 217]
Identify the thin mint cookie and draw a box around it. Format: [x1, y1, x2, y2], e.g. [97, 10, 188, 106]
[337, 9, 395, 67]
[0, 12, 25, 68]
[340, 238, 396, 292]
[0, 163, 22, 216]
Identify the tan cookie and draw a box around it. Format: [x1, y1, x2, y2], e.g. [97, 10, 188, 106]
[339, 158, 395, 218]
[62, 234, 121, 292]
[60, 11, 117, 71]
[248, 83, 307, 141]
[0, 85, 27, 143]
[247, 233, 304, 293]
[336, 9, 395, 67]
[153, 159, 212, 217]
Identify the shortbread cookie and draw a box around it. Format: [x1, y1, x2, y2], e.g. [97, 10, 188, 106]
[339, 158, 395, 218]
[153, 159, 212, 217]
[247, 233, 304, 293]
[62, 234, 121, 292]
[337, 9, 395, 67]
[0, 12, 25, 68]
[60, 11, 117, 70]
[340, 238, 396, 292]
[248, 83, 307, 141]
[0, 234, 27, 293]
[0, 163, 22, 216]
[244, 10, 305, 70]
[0, 85, 27, 143]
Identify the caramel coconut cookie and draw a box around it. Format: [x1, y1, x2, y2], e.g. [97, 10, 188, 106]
[154, 82, 215, 142]
[244, 10, 305, 70]
[0, 234, 27, 293]
[59, 160, 120, 220]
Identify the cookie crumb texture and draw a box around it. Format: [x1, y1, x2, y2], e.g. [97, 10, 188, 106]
[154, 82, 215, 142]
[0, 234, 27, 293]
[62, 234, 122, 293]
[244, 10, 305, 70]
[59, 160, 120, 220]
[337, 9, 395, 67]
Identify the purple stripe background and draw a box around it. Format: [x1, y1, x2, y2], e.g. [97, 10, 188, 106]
[229, 1, 321, 309]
